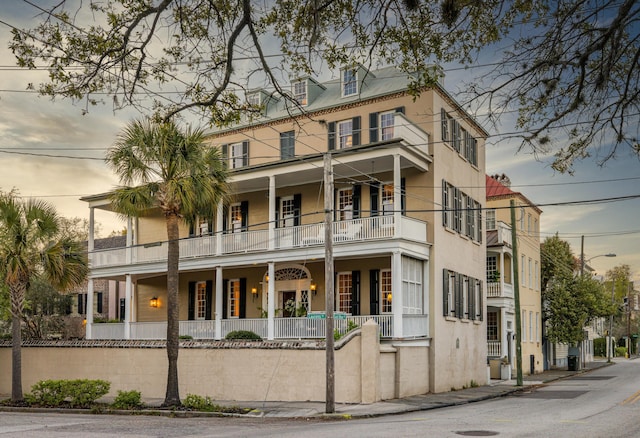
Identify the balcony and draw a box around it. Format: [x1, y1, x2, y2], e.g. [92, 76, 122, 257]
[90, 215, 428, 269]
[90, 314, 429, 340]
[486, 281, 514, 298]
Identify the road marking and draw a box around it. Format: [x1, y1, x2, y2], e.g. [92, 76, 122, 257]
[491, 419, 513, 423]
[621, 389, 640, 405]
[559, 420, 588, 424]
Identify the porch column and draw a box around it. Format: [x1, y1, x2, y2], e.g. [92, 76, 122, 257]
[126, 216, 133, 264]
[423, 258, 430, 337]
[215, 266, 223, 340]
[268, 175, 276, 250]
[500, 249, 506, 292]
[393, 154, 401, 237]
[267, 262, 275, 340]
[216, 202, 223, 256]
[86, 279, 94, 339]
[124, 274, 132, 339]
[392, 251, 403, 338]
[88, 207, 95, 253]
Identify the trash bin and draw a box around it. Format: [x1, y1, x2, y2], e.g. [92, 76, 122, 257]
[568, 355, 578, 371]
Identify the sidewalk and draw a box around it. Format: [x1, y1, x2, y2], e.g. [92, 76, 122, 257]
[217, 359, 613, 418]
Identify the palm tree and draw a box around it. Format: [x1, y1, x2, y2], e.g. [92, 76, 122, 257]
[0, 195, 88, 402]
[106, 119, 229, 407]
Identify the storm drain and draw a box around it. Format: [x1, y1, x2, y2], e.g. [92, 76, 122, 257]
[454, 431, 499, 437]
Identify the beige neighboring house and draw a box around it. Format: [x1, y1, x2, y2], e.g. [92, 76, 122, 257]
[81, 66, 488, 399]
[486, 174, 543, 375]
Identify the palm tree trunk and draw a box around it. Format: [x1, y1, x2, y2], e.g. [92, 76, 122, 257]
[11, 313, 23, 402]
[163, 213, 181, 407]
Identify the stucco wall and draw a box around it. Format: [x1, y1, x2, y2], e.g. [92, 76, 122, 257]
[0, 327, 431, 404]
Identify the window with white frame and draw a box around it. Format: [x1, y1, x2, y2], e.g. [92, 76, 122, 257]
[487, 255, 498, 282]
[443, 269, 455, 317]
[521, 254, 526, 286]
[382, 184, 394, 215]
[402, 256, 423, 314]
[536, 312, 540, 342]
[528, 258, 532, 288]
[342, 69, 357, 96]
[338, 119, 353, 148]
[230, 203, 243, 233]
[230, 142, 247, 169]
[381, 269, 392, 313]
[195, 281, 207, 320]
[228, 279, 240, 318]
[529, 311, 533, 342]
[535, 261, 539, 290]
[487, 311, 498, 341]
[486, 209, 496, 230]
[280, 131, 295, 159]
[337, 272, 352, 313]
[337, 188, 353, 220]
[247, 92, 261, 107]
[380, 111, 395, 141]
[293, 80, 307, 105]
[280, 196, 296, 228]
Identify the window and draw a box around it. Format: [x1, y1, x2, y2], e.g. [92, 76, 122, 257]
[228, 279, 240, 318]
[229, 141, 248, 169]
[230, 203, 244, 233]
[338, 119, 353, 148]
[380, 111, 395, 141]
[536, 312, 540, 342]
[382, 184, 394, 215]
[381, 269, 392, 313]
[247, 92, 261, 107]
[279, 196, 296, 228]
[529, 311, 533, 342]
[535, 261, 539, 291]
[402, 256, 423, 314]
[337, 272, 352, 313]
[342, 69, 357, 96]
[527, 213, 532, 234]
[521, 255, 526, 286]
[337, 188, 353, 220]
[528, 258, 532, 288]
[443, 269, 455, 317]
[280, 131, 295, 159]
[441, 108, 449, 142]
[522, 310, 526, 341]
[293, 80, 307, 105]
[487, 311, 498, 341]
[473, 279, 482, 320]
[442, 179, 481, 242]
[486, 209, 496, 230]
[452, 118, 461, 152]
[487, 256, 497, 282]
[195, 281, 207, 320]
[519, 207, 525, 230]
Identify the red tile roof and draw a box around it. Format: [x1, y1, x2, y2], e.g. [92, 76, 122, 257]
[486, 175, 517, 198]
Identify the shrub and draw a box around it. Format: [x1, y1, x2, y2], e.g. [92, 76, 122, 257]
[182, 394, 221, 412]
[225, 330, 261, 340]
[179, 335, 193, 340]
[112, 390, 142, 410]
[26, 379, 110, 408]
[615, 346, 627, 357]
[594, 338, 607, 357]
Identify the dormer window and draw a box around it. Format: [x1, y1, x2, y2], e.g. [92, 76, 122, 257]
[293, 80, 307, 105]
[247, 92, 261, 107]
[342, 69, 358, 97]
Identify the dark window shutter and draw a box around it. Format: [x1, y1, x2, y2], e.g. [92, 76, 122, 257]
[242, 141, 249, 166]
[293, 193, 302, 226]
[442, 180, 448, 227]
[223, 279, 228, 319]
[370, 181, 380, 216]
[453, 187, 460, 232]
[369, 112, 379, 143]
[441, 108, 448, 141]
[240, 201, 248, 230]
[221, 143, 228, 158]
[239, 278, 247, 319]
[352, 116, 361, 146]
[188, 221, 195, 237]
[205, 280, 213, 320]
[478, 280, 483, 321]
[275, 196, 281, 228]
[119, 298, 125, 321]
[352, 185, 361, 219]
[97, 292, 103, 314]
[328, 122, 336, 150]
[442, 269, 449, 317]
[477, 201, 483, 243]
[188, 281, 195, 320]
[78, 294, 84, 314]
[395, 106, 405, 114]
[369, 269, 380, 315]
[223, 205, 229, 233]
[400, 177, 406, 215]
[351, 270, 361, 316]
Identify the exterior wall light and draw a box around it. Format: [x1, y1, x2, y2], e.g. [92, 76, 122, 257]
[150, 297, 159, 308]
[310, 282, 317, 295]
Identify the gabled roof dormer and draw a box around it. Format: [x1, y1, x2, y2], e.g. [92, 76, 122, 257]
[245, 89, 280, 117]
[340, 64, 375, 98]
[291, 76, 326, 106]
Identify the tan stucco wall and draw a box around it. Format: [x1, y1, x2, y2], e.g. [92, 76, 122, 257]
[0, 330, 431, 403]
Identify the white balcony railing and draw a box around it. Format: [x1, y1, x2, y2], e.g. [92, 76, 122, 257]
[90, 215, 428, 268]
[487, 340, 501, 357]
[89, 315, 417, 341]
[487, 281, 514, 298]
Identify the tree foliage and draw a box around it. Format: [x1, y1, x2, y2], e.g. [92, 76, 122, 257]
[541, 235, 612, 344]
[9, 0, 639, 171]
[106, 118, 229, 407]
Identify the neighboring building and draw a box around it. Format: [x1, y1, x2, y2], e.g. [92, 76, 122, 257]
[82, 66, 488, 398]
[486, 174, 543, 375]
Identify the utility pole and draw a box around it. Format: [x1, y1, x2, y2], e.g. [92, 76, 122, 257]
[510, 200, 523, 386]
[324, 152, 335, 414]
[608, 279, 615, 363]
[627, 281, 632, 358]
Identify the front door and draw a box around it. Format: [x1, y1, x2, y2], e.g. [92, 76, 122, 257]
[281, 291, 297, 317]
